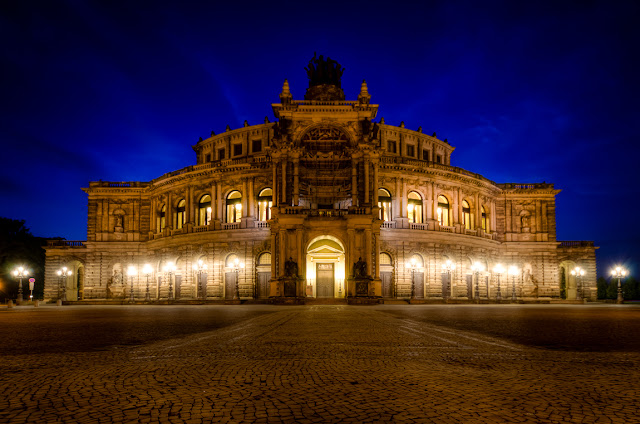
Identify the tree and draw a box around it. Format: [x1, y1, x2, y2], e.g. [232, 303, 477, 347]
[597, 276, 608, 300]
[606, 276, 619, 300]
[622, 276, 639, 300]
[559, 268, 566, 299]
[0, 218, 46, 302]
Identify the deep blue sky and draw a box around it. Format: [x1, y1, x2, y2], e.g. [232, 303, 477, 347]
[1, 1, 638, 277]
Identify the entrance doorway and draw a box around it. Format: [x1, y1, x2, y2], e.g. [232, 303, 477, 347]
[305, 235, 345, 298]
[316, 263, 335, 298]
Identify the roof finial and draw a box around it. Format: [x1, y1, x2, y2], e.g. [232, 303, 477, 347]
[280, 79, 292, 104]
[358, 79, 371, 105]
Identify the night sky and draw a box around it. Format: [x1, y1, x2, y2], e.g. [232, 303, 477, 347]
[1, 1, 638, 277]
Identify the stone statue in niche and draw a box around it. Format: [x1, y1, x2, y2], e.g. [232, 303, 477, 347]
[284, 257, 298, 277]
[114, 214, 124, 233]
[353, 257, 367, 278]
[520, 214, 531, 233]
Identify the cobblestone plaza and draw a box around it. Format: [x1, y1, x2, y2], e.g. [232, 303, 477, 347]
[1, 304, 639, 423]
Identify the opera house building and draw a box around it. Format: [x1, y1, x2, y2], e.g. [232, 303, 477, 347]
[44, 57, 597, 304]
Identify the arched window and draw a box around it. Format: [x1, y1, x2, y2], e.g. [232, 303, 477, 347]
[198, 195, 212, 226]
[176, 199, 186, 229]
[481, 206, 487, 231]
[258, 252, 271, 265]
[437, 195, 450, 226]
[226, 191, 242, 223]
[257, 188, 273, 221]
[379, 252, 392, 266]
[378, 189, 392, 221]
[407, 191, 423, 224]
[159, 205, 166, 231]
[462, 200, 472, 230]
[225, 253, 239, 267]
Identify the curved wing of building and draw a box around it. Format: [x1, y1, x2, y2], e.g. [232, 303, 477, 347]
[44, 58, 596, 304]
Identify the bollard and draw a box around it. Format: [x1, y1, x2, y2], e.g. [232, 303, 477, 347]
[34, 300, 39, 307]
[56, 299, 62, 307]
[7, 300, 14, 309]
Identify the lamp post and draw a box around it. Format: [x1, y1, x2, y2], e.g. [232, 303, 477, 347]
[55, 266, 72, 302]
[611, 266, 627, 305]
[508, 265, 519, 302]
[441, 259, 455, 300]
[493, 264, 504, 302]
[233, 257, 244, 299]
[142, 264, 152, 302]
[407, 257, 418, 299]
[570, 266, 585, 301]
[471, 262, 484, 302]
[193, 259, 208, 300]
[163, 262, 176, 300]
[12, 266, 29, 303]
[127, 265, 137, 303]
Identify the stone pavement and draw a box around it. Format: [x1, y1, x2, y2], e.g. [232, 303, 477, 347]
[1, 305, 639, 423]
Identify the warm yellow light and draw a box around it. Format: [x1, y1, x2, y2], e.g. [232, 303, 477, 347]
[508, 265, 519, 276]
[206, 207, 212, 212]
[127, 265, 137, 276]
[236, 204, 242, 211]
[472, 262, 484, 272]
[493, 264, 505, 275]
[143, 264, 152, 275]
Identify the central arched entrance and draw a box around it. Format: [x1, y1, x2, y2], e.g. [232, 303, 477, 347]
[305, 235, 346, 298]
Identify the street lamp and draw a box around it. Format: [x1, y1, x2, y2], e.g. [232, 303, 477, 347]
[12, 266, 29, 303]
[508, 265, 519, 302]
[232, 257, 244, 299]
[142, 264, 153, 302]
[570, 266, 585, 301]
[193, 259, 208, 300]
[163, 262, 176, 300]
[127, 265, 137, 303]
[471, 262, 484, 302]
[441, 259, 455, 300]
[611, 266, 627, 305]
[406, 257, 418, 299]
[55, 266, 72, 302]
[493, 264, 504, 302]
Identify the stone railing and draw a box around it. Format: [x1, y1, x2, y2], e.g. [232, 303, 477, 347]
[410, 223, 427, 230]
[193, 225, 209, 233]
[222, 223, 240, 230]
[381, 222, 396, 229]
[47, 240, 86, 248]
[256, 221, 270, 228]
[439, 225, 455, 233]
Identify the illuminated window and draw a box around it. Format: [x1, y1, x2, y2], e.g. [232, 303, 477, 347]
[198, 195, 212, 226]
[437, 195, 450, 226]
[378, 188, 392, 221]
[226, 191, 242, 223]
[380, 252, 392, 265]
[481, 206, 487, 231]
[462, 200, 472, 230]
[176, 199, 186, 229]
[407, 191, 423, 223]
[258, 252, 271, 265]
[257, 188, 273, 221]
[159, 204, 166, 232]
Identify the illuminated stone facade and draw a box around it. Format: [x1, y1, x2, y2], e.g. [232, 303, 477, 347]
[44, 60, 597, 303]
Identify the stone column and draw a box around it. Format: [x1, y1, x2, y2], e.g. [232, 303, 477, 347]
[352, 160, 358, 206]
[216, 182, 223, 222]
[242, 178, 248, 217]
[364, 158, 370, 204]
[272, 160, 278, 207]
[166, 193, 173, 230]
[281, 161, 287, 204]
[150, 197, 156, 233]
[248, 178, 255, 218]
[372, 161, 379, 205]
[365, 229, 372, 276]
[293, 159, 299, 206]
